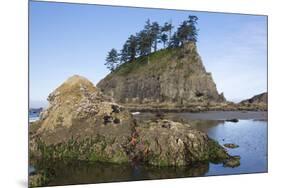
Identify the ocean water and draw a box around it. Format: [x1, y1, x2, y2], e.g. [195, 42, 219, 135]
[29, 111, 40, 122]
[29, 111, 267, 186]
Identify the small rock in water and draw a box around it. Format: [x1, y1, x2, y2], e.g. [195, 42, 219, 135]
[223, 156, 241, 168]
[226, 118, 239, 123]
[224, 143, 239, 149]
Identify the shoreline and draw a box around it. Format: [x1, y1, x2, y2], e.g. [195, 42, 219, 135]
[125, 105, 268, 113]
[132, 110, 268, 121]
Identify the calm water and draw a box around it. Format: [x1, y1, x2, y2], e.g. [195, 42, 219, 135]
[199, 119, 267, 176]
[29, 111, 267, 186]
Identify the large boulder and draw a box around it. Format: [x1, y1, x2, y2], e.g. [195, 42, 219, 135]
[29, 75, 232, 167]
[30, 75, 135, 163]
[127, 119, 229, 166]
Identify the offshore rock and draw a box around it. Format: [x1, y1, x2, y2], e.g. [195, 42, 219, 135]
[238, 92, 268, 111]
[239, 92, 267, 105]
[97, 42, 225, 108]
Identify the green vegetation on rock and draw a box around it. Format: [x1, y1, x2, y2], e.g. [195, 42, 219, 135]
[105, 16, 199, 72]
[207, 139, 229, 164]
[114, 47, 178, 76]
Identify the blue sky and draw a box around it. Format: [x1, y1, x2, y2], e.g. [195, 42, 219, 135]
[29, 1, 267, 107]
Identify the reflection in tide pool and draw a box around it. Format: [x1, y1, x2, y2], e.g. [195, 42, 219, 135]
[31, 159, 210, 186]
[203, 120, 268, 176]
[30, 112, 267, 186]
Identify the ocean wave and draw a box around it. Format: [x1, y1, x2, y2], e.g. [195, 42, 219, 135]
[29, 116, 39, 122]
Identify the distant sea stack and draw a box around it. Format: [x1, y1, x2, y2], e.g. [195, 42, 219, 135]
[29, 108, 43, 115]
[235, 92, 268, 111]
[97, 42, 225, 108]
[240, 92, 268, 105]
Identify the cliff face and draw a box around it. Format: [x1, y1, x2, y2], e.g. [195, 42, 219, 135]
[97, 42, 225, 107]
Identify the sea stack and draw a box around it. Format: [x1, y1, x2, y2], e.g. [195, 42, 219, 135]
[238, 92, 268, 111]
[97, 42, 225, 108]
[240, 92, 268, 105]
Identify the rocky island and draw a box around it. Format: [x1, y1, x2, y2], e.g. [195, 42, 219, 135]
[98, 42, 267, 112]
[29, 75, 238, 187]
[98, 42, 226, 111]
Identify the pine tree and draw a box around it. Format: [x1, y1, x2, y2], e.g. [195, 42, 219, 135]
[105, 48, 119, 72]
[168, 33, 180, 48]
[127, 35, 138, 62]
[144, 19, 153, 54]
[177, 16, 199, 45]
[160, 33, 168, 48]
[120, 42, 130, 63]
[177, 20, 190, 45]
[137, 30, 151, 56]
[151, 21, 161, 52]
[104, 15, 199, 69]
[162, 21, 173, 43]
[187, 15, 198, 42]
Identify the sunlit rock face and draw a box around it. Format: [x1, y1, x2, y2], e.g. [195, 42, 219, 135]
[30, 75, 135, 163]
[97, 42, 225, 107]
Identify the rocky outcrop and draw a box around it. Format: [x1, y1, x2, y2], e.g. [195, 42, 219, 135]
[223, 156, 240, 168]
[29, 75, 233, 167]
[240, 92, 267, 105]
[130, 119, 229, 166]
[30, 75, 135, 163]
[237, 92, 267, 111]
[97, 42, 225, 108]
